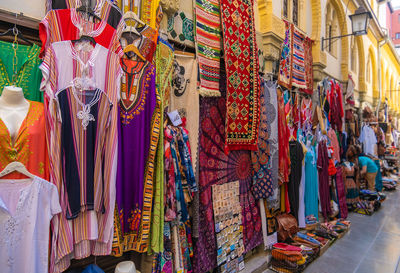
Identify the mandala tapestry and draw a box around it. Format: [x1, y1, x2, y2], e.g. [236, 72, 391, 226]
[193, 69, 262, 273]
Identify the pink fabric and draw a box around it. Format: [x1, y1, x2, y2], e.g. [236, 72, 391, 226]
[335, 167, 348, 219]
[328, 128, 340, 163]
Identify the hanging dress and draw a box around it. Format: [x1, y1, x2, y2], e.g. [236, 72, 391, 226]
[334, 166, 348, 219]
[288, 141, 304, 221]
[317, 141, 332, 219]
[278, 88, 290, 185]
[114, 58, 160, 254]
[0, 41, 43, 102]
[39, 8, 121, 58]
[342, 162, 359, 205]
[47, 0, 123, 31]
[40, 40, 123, 273]
[304, 145, 319, 220]
[0, 101, 49, 180]
[56, 87, 112, 219]
[300, 97, 312, 133]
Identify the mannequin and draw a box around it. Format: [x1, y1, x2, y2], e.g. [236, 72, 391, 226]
[115, 261, 138, 273]
[0, 86, 30, 143]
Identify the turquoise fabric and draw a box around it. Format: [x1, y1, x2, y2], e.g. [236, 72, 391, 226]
[374, 159, 383, 192]
[304, 146, 319, 220]
[358, 156, 378, 173]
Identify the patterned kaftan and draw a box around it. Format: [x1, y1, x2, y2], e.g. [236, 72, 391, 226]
[113, 58, 160, 254]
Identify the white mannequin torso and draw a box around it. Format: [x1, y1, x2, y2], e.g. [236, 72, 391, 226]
[0, 86, 30, 144]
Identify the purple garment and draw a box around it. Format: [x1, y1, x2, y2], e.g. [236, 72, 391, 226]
[335, 166, 348, 219]
[317, 141, 332, 220]
[116, 61, 157, 234]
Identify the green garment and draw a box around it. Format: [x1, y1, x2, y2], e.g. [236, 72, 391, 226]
[0, 41, 43, 102]
[148, 39, 174, 254]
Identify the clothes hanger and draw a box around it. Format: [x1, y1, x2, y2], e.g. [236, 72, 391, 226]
[175, 50, 194, 57]
[0, 161, 35, 179]
[0, 14, 33, 46]
[72, 35, 97, 45]
[122, 12, 143, 37]
[76, 0, 102, 22]
[0, 27, 33, 46]
[123, 43, 146, 61]
[123, 11, 145, 26]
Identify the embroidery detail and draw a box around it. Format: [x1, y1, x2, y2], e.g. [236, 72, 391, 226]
[77, 105, 95, 130]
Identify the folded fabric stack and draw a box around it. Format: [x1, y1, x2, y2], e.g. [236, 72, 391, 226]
[353, 200, 380, 215]
[305, 215, 318, 230]
[382, 177, 397, 191]
[269, 221, 351, 272]
[270, 243, 306, 273]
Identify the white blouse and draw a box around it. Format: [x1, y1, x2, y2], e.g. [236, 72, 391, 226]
[0, 176, 61, 273]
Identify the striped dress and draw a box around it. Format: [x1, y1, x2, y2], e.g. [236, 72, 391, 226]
[47, 0, 124, 31]
[56, 87, 112, 219]
[40, 41, 122, 273]
[39, 8, 123, 58]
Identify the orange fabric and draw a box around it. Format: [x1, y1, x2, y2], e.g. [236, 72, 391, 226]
[271, 249, 303, 262]
[0, 101, 49, 179]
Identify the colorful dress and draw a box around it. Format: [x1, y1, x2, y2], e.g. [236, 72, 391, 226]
[317, 141, 332, 219]
[40, 41, 122, 273]
[342, 162, 359, 205]
[277, 88, 290, 185]
[47, 0, 124, 31]
[39, 8, 122, 58]
[148, 38, 174, 255]
[304, 145, 318, 220]
[56, 87, 112, 219]
[300, 97, 312, 133]
[0, 41, 43, 102]
[166, 126, 196, 272]
[116, 0, 161, 29]
[114, 58, 160, 254]
[0, 101, 49, 180]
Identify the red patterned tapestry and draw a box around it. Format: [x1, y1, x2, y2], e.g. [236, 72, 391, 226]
[220, 0, 260, 152]
[303, 37, 314, 94]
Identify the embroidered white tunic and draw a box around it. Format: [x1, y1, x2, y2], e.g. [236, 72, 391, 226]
[0, 176, 61, 273]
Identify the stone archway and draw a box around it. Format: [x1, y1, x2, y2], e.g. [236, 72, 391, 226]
[325, 0, 349, 80]
[368, 46, 378, 98]
[311, 0, 322, 63]
[356, 36, 366, 91]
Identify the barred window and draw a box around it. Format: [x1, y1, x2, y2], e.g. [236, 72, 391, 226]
[292, 0, 298, 26]
[283, 0, 288, 18]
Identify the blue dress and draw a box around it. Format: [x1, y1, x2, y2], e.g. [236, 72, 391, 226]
[304, 145, 319, 220]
